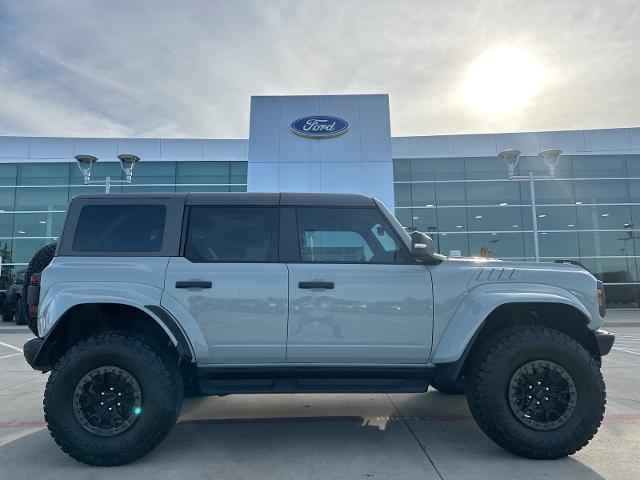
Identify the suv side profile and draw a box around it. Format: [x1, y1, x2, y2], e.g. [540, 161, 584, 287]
[23, 192, 614, 466]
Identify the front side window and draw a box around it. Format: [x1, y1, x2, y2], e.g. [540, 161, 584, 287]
[73, 205, 166, 252]
[295, 208, 408, 264]
[185, 207, 278, 262]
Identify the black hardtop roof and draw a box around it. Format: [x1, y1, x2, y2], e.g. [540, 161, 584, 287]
[70, 192, 376, 207]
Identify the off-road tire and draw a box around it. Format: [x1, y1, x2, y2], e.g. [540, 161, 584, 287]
[44, 333, 184, 466]
[2, 306, 14, 323]
[466, 326, 605, 459]
[22, 242, 56, 335]
[431, 378, 466, 395]
[0, 295, 12, 322]
[14, 299, 26, 325]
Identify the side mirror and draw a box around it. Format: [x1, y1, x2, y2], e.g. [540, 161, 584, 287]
[410, 230, 434, 259]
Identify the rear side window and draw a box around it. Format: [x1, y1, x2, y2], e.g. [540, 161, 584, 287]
[73, 205, 166, 252]
[185, 207, 279, 262]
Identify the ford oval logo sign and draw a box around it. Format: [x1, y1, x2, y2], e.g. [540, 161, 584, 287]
[290, 115, 349, 139]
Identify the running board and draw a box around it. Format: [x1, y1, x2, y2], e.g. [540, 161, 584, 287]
[195, 365, 435, 395]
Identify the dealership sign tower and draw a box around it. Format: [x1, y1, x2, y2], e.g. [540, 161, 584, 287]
[248, 94, 395, 209]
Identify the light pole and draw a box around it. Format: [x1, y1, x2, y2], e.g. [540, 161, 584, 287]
[499, 148, 562, 262]
[74, 154, 141, 193]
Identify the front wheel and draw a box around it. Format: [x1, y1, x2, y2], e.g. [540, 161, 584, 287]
[44, 333, 184, 466]
[466, 326, 605, 459]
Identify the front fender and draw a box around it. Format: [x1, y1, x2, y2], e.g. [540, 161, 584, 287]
[430, 283, 592, 364]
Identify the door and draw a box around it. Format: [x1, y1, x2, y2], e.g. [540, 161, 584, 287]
[286, 207, 434, 364]
[162, 206, 288, 364]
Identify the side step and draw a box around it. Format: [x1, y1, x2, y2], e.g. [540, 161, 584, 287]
[195, 365, 434, 395]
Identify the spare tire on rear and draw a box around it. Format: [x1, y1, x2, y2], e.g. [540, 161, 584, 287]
[22, 242, 56, 336]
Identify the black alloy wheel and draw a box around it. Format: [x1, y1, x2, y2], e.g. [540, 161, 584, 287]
[507, 359, 577, 431]
[72, 366, 142, 437]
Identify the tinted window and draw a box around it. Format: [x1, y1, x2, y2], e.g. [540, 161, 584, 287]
[73, 205, 166, 252]
[185, 207, 278, 262]
[295, 208, 408, 264]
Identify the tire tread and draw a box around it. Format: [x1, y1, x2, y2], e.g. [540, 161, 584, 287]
[466, 326, 605, 459]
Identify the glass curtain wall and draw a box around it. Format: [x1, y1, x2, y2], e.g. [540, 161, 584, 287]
[394, 154, 640, 308]
[0, 161, 247, 287]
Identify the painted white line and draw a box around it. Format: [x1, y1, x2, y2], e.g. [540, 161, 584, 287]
[0, 353, 21, 360]
[613, 347, 640, 356]
[0, 341, 22, 353]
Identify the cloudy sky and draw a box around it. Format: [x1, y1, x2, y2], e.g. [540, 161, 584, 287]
[0, 0, 639, 139]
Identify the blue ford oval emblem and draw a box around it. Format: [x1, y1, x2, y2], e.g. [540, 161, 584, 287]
[290, 115, 349, 139]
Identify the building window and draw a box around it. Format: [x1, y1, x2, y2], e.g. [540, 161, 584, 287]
[393, 155, 640, 307]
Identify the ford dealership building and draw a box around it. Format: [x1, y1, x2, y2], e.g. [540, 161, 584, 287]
[1, 94, 640, 307]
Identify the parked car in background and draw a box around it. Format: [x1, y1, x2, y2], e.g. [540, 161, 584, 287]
[1, 270, 27, 324]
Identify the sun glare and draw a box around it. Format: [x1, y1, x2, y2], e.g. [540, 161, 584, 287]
[463, 46, 543, 116]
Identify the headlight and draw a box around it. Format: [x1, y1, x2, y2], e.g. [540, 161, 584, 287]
[596, 281, 606, 317]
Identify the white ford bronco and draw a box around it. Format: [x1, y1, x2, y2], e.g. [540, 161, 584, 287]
[22, 192, 614, 466]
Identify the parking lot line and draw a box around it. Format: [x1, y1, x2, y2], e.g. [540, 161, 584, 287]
[0, 353, 22, 360]
[0, 341, 23, 353]
[613, 347, 640, 356]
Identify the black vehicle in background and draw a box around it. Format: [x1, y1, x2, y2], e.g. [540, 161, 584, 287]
[1, 269, 27, 324]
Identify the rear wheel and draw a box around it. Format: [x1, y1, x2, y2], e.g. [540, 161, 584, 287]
[2, 306, 14, 323]
[466, 326, 605, 459]
[14, 300, 26, 325]
[44, 333, 183, 466]
[0, 294, 11, 322]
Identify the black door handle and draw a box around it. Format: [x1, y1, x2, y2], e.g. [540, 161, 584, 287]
[175, 281, 212, 289]
[298, 281, 335, 290]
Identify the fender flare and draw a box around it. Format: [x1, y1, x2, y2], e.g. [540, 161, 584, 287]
[431, 283, 592, 365]
[31, 303, 194, 371]
[33, 282, 197, 370]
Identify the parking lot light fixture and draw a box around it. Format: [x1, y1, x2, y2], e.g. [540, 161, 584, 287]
[74, 153, 141, 193]
[498, 149, 521, 179]
[541, 149, 562, 178]
[74, 154, 98, 184]
[501, 148, 563, 262]
[118, 154, 140, 183]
